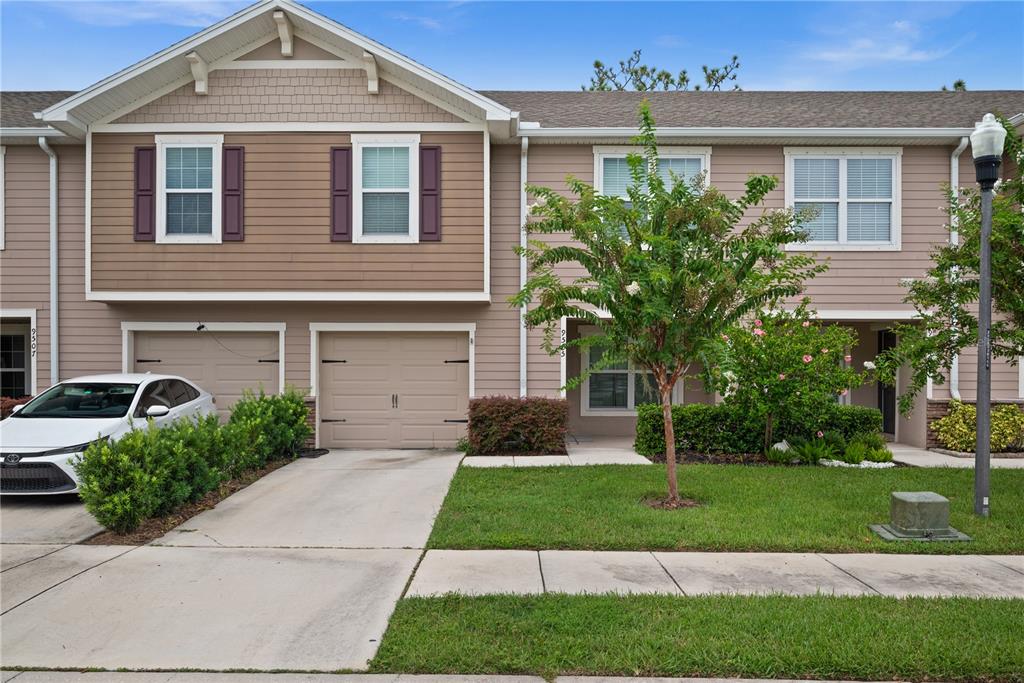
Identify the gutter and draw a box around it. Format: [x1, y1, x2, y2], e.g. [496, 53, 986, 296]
[519, 136, 529, 397]
[38, 137, 59, 386]
[947, 136, 970, 402]
[518, 125, 976, 140]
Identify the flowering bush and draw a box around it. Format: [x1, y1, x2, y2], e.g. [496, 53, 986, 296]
[706, 302, 865, 452]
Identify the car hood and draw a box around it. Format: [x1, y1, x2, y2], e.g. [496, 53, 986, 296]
[0, 417, 124, 450]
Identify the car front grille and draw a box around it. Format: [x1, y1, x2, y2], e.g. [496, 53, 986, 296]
[0, 462, 76, 493]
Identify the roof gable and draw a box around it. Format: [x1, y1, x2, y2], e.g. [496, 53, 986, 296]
[39, 0, 514, 137]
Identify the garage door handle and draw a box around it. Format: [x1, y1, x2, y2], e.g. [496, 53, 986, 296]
[321, 418, 346, 423]
[258, 359, 279, 363]
[444, 359, 469, 364]
[321, 359, 347, 364]
[135, 359, 161, 364]
[444, 419, 469, 424]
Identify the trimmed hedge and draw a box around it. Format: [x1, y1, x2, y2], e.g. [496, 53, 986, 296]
[74, 389, 311, 533]
[932, 400, 1024, 453]
[1, 396, 31, 419]
[635, 402, 883, 458]
[468, 396, 568, 455]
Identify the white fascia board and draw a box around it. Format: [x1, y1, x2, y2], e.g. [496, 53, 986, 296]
[0, 127, 65, 138]
[521, 126, 975, 139]
[92, 122, 485, 133]
[88, 290, 492, 303]
[799, 309, 919, 320]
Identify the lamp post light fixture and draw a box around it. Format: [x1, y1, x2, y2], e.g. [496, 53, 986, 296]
[968, 112, 1007, 518]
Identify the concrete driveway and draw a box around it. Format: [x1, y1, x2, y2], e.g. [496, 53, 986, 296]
[1, 495, 102, 544]
[1, 449, 462, 672]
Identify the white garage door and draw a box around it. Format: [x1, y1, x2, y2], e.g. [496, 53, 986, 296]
[319, 332, 469, 449]
[133, 331, 279, 418]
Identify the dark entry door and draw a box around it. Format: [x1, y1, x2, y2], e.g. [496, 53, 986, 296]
[877, 330, 897, 434]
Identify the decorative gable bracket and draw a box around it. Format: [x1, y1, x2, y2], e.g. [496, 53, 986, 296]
[362, 51, 379, 94]
[273, 10, 293, 57]
[185, 51, 209, 96]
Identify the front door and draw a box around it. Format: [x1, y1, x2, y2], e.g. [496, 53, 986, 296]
[877, 330, 897, 435]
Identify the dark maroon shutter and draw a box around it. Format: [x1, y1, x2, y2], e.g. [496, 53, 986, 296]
[419, 146, 441, 242]
[330, 147, 352, 242]
[133, 146, 156, 241]
[222, 146, 245, 241]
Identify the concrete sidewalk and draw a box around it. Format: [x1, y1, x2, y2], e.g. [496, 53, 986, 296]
[889, 445, 1024, 468]
[408, 549, 1024, 598]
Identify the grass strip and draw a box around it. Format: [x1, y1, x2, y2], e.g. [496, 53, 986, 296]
[428, 464, 1024, 553]
[371, 593, 1024, 681]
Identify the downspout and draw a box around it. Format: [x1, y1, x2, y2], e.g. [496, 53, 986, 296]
[519, 136, 529, 397]
[38, 137, 58, 386]
[946, 136, 969, 401]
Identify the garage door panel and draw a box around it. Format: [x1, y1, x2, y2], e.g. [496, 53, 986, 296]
[133, 331, 279, 419]
[319, 331, 469, 449]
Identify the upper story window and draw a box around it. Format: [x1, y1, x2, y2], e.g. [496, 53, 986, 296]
[156, 134, 222, 244]
[595, 146, 709, 200]
[785, 147, 902, 252]
[352, 134, 420, 244]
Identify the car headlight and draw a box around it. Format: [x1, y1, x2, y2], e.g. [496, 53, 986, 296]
[43, 438, 107, 457]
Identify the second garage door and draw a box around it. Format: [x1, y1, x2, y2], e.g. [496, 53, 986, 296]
[319, 332, 469, 449]
[133, 331, 279, 418]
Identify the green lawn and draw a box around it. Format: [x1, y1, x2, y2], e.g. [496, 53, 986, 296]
[370, 594, 1024, 681]
[428, 464, 1024, 553]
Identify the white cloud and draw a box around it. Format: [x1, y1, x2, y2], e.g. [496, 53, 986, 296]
[389, 11, 444, 32]
[46, 1, 246, 28]
[809, 38, 954, 68]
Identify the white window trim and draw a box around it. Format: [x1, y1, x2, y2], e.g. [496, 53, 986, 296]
[155, 134, 223, 244]
[578, 325, 680, 417]
[784, 146, 902, 252]
[0, 308, 37, 395]
[0, 145, 5, 250]
[351, 133, 420, 244]
[594, 145, 712, 195]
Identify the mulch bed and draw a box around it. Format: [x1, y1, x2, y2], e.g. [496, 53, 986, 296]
[647, 450, 770, 465]
[82, 457, 294, 546]
[644, 496, 702, 510]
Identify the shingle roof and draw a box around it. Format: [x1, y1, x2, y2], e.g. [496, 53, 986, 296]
[1, 91, 74, 128]
[481, 90, 1024, 129]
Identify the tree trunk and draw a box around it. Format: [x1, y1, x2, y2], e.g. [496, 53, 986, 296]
[662, 387, 679, 503]
[763, 412, 775, 454]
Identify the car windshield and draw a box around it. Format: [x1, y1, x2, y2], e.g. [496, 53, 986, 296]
[13, 383, 139, 419]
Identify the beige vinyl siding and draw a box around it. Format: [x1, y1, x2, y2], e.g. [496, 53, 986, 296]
[113, 69, 463, 124]
[90, 132, 485, 292]
[55, 140, 523, 401]
[1, 145, 51, 390]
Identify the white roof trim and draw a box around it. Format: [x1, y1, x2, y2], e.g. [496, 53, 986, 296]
[41, 0, 512, 129]
[0, 127, 65, 138]
[520, 126, 977, 139]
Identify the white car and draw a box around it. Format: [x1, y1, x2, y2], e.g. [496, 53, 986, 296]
[0, 373, 215, 495]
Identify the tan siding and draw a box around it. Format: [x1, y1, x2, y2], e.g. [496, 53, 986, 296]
[1, 145, 51, 390]
[90, 132, 485, 292]
[113, 70, 462, 124]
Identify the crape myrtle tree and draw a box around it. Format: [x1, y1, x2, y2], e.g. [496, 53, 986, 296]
[877, 118, 1024, 414]
[512, 103, 824, 504]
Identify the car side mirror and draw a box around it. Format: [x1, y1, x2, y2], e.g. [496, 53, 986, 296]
[9, 404, 24, 414]
[146, 405, 170, 418]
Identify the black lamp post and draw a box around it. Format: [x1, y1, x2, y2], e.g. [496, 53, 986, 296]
[968, 113, 1006, 518]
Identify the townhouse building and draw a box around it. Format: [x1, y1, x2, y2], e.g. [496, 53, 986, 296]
[2, 0, 1022, 449]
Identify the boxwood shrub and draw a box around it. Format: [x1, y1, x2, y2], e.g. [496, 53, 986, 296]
[75, 389, 311, 533]
[634, 402, 883, 458]
[468, 396, 568, 455]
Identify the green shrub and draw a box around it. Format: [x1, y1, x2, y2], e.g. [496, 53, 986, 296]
[634, 402, 883, 458]
[864, 446, 894, 463]
[785, 435, 836, 465]
[841, 440, 868, 464]
[932, 401, 1024, 453]
[74, 389, 310, 533]
[468, 396, 568, 455]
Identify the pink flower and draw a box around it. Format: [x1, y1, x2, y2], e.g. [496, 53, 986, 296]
[754, 319, 763, 327]
[840, 388, 849, 396]
[802, 354, 813, 363]
[821, 348, 829, 354]
[844, 354, 852, 362]
[721, 334, 729, 341]
[802, 321, 811, 327]
[778, 373, 786, 380]
[816, 431, 824, 438]
[753, 328, 766, 336]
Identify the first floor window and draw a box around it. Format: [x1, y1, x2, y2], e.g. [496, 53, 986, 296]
[156, 135, 222, 243]
[353, 135, 419, 243]
[787, 149, 900, 250]
[582, 339, 664, 414]
[1, 332, 27, 397]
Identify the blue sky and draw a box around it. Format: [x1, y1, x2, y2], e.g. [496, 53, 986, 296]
[1, 1, 1022, 92]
